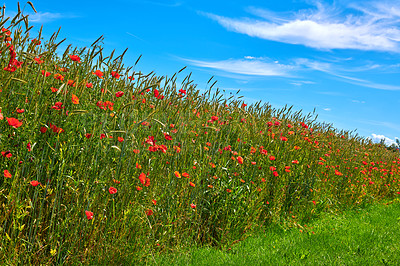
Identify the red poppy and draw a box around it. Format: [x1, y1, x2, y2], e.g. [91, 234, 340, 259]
[67, 80, 76, 87]
[174, 171, 181, 178]
[118, 137, 124, 142]
[30, 180, 40, 186]
[152, 199, 157, 205]
[273, 171, 279, 177]
[51, 102, 64, 110]
[85, 133, 92, 139]
[100, 134, 106, 139]
[4, 170, 11, 178]
[182, 172, 189, 178]
[54, 73, 64, 81]
[128, 76, 135, 80]
[164, 133, 172, 141]
[86, 82, 93, 88]
[111, 71, 121, 79]
[69, 55, 82, 63]
[71, 94, 79, 104]
[93, 70, 104, 79]
[226, 189, 232, 193]
[190, 203, 196, 209]
[6, 117, 22, 128]
[85, 210, 94, 220]
[27, 142, 32, 152]
[115, 91, 124, 97]
[269, 156, 276, 161]
[292, 160, 299, 164]
[1, 151, 12, 158]
[34, 57, 44, 64]
[237, 156, 244, 164]
[139, 173, 146, 185]
[41, 70, 51, 77]
[109, 187, 117, 194]
[146, 209, 153, 216]
[40, 127, 47, 133]
[189, 182, 195, 187]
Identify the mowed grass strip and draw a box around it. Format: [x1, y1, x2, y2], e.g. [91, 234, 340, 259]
[155, 200, 400, 265]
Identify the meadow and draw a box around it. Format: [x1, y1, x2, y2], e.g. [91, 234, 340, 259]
[0, 5, 399, 265]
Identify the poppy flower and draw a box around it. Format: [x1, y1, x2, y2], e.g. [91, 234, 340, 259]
[269, 156, 276, 161]
[136, 186, 142, 191]
[100, 134, 106, 139]
[189, 182, 195, 187]
[146, 209, 153, 216]
[67, 80, 76, 87]
[115, 91, 124, 97]
[4, 170, 11, 178]
[93, 70, 104, 79]
[292, 160, 299, 164]
[86, 82, 93, 88]
[30, 180, 40, 186]
[6, 117, 22, 128]
[16, 108, 24, 113]
[139, 173, 146, 185]
[164, 133, 172, 141]
[111, 71, 121, 79]
[109, 187, 117, 194]
[1, 151, 12, 158]
[71, 94, 79, 104]
[27, 142, 32, 152]
[69, 55, 81, 63]
[128, 76, 135, 80]
[273, 171, 279, 177]
[152, 199, 157, 205]
[51, 102, 64, 110]
[190, 203, 196, 209]
[40, 127, 47, 133]
[174, 171, 181, 178]
[34, 57, 44, 64]
[41, 70, 51, 77]
[226, 189, 232, 193]
[54, 73, 64, 81]
[85, 210, 94, 220]
[237, 156, 244, 164]
[118, 137, 124, 142]
[182, 172, 189, 178]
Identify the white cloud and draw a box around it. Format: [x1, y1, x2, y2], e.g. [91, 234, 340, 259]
[204, 2, 400, 52]
[323, 108, 331, 111]
[182, 58, 293, 77]
[371, 134, 399, 146]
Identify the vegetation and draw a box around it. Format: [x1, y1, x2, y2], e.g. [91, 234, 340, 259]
[154, 199, 400, 265]
[0, 4, 399, 264]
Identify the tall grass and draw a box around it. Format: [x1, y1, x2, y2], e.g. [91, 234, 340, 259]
[0, 5, 399, 264]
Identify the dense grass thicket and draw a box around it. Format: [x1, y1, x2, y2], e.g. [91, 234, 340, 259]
[1, 5, 399, 264]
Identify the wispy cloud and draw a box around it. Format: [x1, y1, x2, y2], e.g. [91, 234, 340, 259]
[296, 58, 400, 91]
[182, 57, 294, 77]
[203, 2, 400, 52]
[5, 10, 76, 23]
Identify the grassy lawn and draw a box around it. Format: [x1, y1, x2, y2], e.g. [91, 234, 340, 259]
[155, 200, 400, 265]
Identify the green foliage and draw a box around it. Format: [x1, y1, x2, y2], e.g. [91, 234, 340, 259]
[0, 6, 399, 265]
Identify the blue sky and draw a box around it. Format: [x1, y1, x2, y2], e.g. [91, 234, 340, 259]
[4, 0, 400, 145]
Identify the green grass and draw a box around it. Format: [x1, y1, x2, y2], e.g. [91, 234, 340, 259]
[155, 200, 400, 265]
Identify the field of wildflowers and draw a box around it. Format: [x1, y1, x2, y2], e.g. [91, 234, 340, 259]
[1, 5, 399, 264]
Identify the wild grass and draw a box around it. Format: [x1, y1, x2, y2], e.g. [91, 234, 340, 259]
[154, 199, 400, 265]
[0, 4, 399, 265]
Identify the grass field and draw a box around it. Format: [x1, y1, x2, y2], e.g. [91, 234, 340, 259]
[154, 199, 400, 265]
[0, 4, 399, 265]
